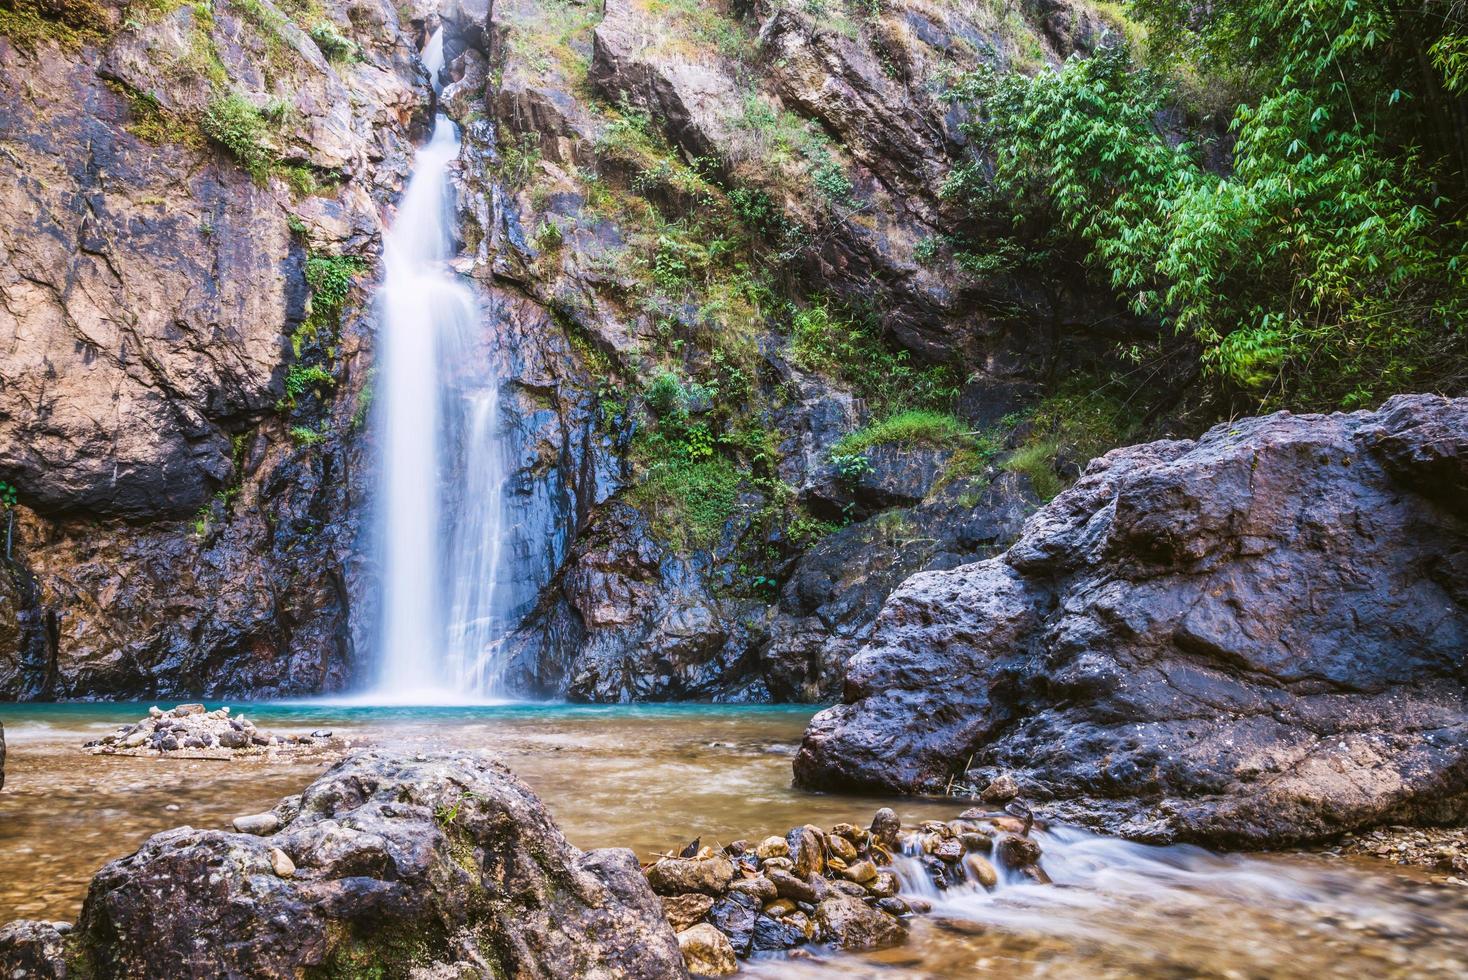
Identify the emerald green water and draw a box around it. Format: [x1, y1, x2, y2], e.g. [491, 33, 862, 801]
[2, 702, 1465, 978]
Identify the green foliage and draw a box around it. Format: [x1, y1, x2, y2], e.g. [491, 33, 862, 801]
[308, 20, 356, 61]
[959, 4, 1468, 410]
[497, 131, 542, 187]
[630, 457, 742, 551]
[831, 410, 969, 456]
[0, 481, 17, 509]
[830, 451, 873, 484]
[284, 363, 335, 399]
[289, 423, 328, 446]
[202, 92, 275, 181]
[305, 253, 367, 312]
[788, 300, 959, 414]
[1002, 439, 1064, 501]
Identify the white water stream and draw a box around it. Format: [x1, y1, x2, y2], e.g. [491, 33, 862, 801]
[370, 29, 514, 702]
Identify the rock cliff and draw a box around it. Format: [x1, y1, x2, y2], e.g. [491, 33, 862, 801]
[0, 0, 425, 697]
[795, 395, 1468, 847]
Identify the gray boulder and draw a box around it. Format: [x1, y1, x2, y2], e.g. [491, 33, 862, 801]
[796, 395, 1468, 847]
[0, 751, 688, 978]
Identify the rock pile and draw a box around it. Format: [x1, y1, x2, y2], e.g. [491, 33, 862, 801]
[1333, 826, 1468, 884]
[84, 704, 344, 759]
[644, 801, 1047, 972]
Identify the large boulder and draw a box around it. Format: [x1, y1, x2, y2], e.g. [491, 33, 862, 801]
[0, 751, 688, 978]
[795, 395, 1468, 847]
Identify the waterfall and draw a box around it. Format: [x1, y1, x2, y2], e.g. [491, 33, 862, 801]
[368, 28, 513, 702]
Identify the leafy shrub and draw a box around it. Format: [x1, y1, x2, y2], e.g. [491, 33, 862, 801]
[202, 92, 275, 181]
[284, 364, 335, 400]
[644, 370, 689, 417]
[309, 21, 356, 61]
[959, 10, 1468, 409]
[789, 301, 959, 414]
[305, 254, 367, 311]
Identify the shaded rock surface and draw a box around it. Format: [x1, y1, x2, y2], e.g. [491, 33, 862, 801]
[796, 395, 1468, 847]
[0, 750, 688, 978]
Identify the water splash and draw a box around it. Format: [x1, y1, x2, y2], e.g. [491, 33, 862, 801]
[369, 29, 513, 703]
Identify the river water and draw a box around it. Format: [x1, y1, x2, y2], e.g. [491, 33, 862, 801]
[1, 703, 1464, 977]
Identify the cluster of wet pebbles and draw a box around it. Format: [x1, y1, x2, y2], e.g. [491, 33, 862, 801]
[646, 776, 1044, 974]
[84, 704, 348, 759]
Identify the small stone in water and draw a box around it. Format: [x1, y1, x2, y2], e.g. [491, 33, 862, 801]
[661, 893, 715, 931]
[869, 808, 901, 851]
[310, 730, 332, 739]
[964, 854, 999, 889]
[826, 834, 859, 863]
[866, 872, 899, 898]
[764, 898, 797, 918]
[997, 834, 1042, 868]
[840, 859, 878, 884]
[769, 869, 818, 904]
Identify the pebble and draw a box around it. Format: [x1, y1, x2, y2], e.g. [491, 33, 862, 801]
[676, 923, 737, 976]
[268, 847, 295, 878]
[755, 836, 789, 860]
[233, 813, 281, 836]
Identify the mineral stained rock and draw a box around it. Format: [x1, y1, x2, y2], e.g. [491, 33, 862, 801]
[796, 395, 1468, 847]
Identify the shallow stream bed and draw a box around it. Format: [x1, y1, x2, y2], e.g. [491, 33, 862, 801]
[1, 703, 1464, 977]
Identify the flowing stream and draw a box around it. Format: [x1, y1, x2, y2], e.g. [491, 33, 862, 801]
[372, 29, 513, 701]
[2, 704, 1465, 978]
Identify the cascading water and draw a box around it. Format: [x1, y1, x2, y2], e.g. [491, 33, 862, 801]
[369, 28, 514, 702]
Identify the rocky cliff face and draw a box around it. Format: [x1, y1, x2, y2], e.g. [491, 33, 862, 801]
[0, 0, 1153, 701]
[0, 0, 425, 697]
[422, 0, 1142, 701]
[795, 395, 1468, 847]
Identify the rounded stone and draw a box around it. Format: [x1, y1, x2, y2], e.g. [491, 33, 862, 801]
[676, 923, 737, 977]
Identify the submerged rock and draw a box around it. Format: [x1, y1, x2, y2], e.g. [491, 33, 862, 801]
[796, 395, 1468, 847]
[0, 751, 687, 979]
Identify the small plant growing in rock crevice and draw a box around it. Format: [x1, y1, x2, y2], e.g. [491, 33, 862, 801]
[202, 91, 276, 182]
[308, 20, 357, 62]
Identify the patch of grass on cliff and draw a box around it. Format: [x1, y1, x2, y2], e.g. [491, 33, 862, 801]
[631, 456, 743, 552]
[203, 91, 276, 181]
[789, 300, 959, 414]
[999, 381, 1147, 501]
[831, 410, 970, 456]
[0, 0, 111, 51]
